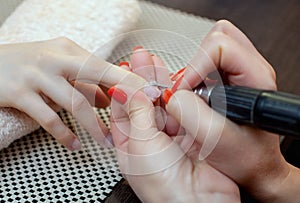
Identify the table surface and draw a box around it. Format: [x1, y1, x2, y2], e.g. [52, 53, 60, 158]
[105, 0, 300, 202]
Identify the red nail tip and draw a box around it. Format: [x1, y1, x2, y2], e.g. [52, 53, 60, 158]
[177, 67, 186, 75]
[133, 46, 144, 51]
[163, 88, 173, 105]
[119, 61, 130, 67]
[107, 86, 115, 98]
[172, 75, 184, 93]
[107, 86, 127, 104]
[170, 67, 186, 81]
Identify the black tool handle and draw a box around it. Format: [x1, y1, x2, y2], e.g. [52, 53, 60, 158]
[208, 85, 300, 137]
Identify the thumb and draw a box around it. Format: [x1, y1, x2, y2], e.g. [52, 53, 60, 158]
[165, 89, 288, 194]
[165, 89, 229, 160]
[110, 85, 185, 176]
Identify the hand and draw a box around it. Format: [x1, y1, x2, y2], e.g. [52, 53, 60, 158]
[110, 85, 240, 203]
[119, 46, 182, 136]
[165, 20, 300, 202]
[0, 37, 147, 151]
[109, 48, 240, 202]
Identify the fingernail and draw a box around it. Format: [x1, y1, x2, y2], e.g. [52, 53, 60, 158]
[150, 53, 155, 56]
[162, 88, 173, 105]
[133, 46, 143, 51]
[71, 139, 81, 151]
[177, 67, 186, 75]
[144, 85, 161, 101]
[107, 86, 127, 104]
[171, 75, 184, 93]
[119, 61, 130, 67]
[170, 67, 186, 81]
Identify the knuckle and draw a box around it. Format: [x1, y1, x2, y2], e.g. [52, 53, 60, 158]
[53, 37, 75, 50]
[25, 67, 41, 81]
[8, 83, 23, 96]
[213, 19, 234, 32]
[54, 36, 72, 44]
[19, 66, 44, 87]
[127, 100, 152, 119]
[206, 31, 230, 48]
[37, 49, 55, 65]
[6, 86, 25, 106]
[128, 105, 146, 118]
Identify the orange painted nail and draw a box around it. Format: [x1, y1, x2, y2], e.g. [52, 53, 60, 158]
[177, 67, 186, 75]
[119, 61, 130, 67]
[163, 88, 173, 105]
[133, 46, 144, 51]
[107, 86, 127, 104]
[172, 75, 184, 93]
[170, 67, 186, 81]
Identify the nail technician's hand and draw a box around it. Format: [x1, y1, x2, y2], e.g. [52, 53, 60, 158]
[0, 37, 147, 150]
[110, 85, 240, 203]
[165, 20, 300, 202]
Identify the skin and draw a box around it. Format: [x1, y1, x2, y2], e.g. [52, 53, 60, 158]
[0, 37, 147, 150]
[170, 20, 300, 202]
[1, 20, 298, 202]
[110, 40, 240, 202]
[110, 20, 300, 202]
[110, 86, 240, 203]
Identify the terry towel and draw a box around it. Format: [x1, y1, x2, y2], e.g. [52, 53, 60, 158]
[0, 0, 140, 150]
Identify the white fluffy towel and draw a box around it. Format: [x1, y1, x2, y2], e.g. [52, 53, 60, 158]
[0, 0, 141, 150]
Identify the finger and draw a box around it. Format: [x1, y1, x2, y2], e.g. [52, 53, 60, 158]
[128, 48, 161, 101]
[130, 47, 156, 82]
[118, 61, 131, 72]
[166, 90, 227, 160]
[15, 92, 81, 151]
[110, 101, 129, 151]
[110, 85, 186, 176]
[151, 54, 177, 132]
[207, 20, 256, 52]
[204, 20, 275, 77]
[46, 37, 89, 56]
[166, 90, 283, 184]
[208, 20, 274, 70]
[40, 93, 62, 112]
[38, 51, 147, 90]
[151, 55, 172, 86]
[165, 114, 182, 136]
[180, 30, 276, 90]
[71, 81, 110, 108]
[40, 77, 111, 147]
[172, 134, 201, 163]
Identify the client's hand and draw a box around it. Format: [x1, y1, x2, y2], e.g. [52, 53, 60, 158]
[0, 37, 147, 150]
